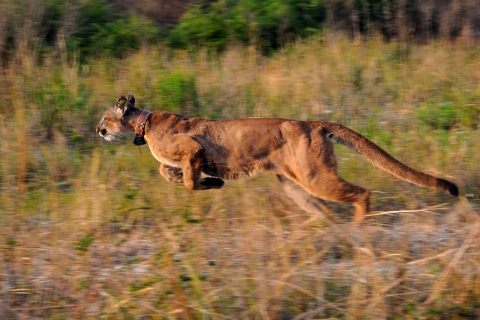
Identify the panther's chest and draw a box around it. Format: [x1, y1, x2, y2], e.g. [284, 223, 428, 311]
[150, 150, 181, 168]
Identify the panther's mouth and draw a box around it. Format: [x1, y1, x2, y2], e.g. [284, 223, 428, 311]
[97, 129, 122, 142]
[96, 123, 125, 142]
[103, 132, 122, 142]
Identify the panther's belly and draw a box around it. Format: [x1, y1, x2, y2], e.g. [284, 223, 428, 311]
[201, 159, 268, 180]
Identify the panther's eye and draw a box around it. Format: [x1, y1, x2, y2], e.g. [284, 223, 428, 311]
[100, 117, 106, 125]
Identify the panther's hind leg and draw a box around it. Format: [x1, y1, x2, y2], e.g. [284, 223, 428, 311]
[303, 175, 371, 223]
[277, 175, 338, 222]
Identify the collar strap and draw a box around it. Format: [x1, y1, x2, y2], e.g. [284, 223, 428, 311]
[135, 110, 152, 137]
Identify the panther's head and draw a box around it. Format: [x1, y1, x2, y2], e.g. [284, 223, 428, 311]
[96, 95, 140, 142]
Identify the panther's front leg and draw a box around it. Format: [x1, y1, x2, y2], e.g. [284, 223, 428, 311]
[172, 136, 224, 190]
[159, 163, 183, 183]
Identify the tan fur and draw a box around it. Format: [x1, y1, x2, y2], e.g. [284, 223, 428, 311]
[97, 95, 459, 222]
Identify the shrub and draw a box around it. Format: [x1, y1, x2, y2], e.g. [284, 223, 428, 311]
[157, 70, 200, 116]
[417, 101, 457, 131]
[67, 0, 159, 58]
[0, 0, 160, 63]
[417, 100, 480, 131]
[168, 0, 326, 51]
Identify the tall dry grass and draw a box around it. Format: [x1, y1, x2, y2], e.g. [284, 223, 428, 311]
[1, 36, 480, 318]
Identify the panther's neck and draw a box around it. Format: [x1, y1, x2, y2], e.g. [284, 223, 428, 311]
[122, 108, 144, 131]
[133, 110, 152, 135]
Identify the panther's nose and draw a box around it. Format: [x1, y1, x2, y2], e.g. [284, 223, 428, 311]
[96, 126, 106, 136]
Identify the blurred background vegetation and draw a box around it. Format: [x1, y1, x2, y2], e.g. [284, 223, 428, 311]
[2, 0, 480, 319]
[1, 0, 480, 61]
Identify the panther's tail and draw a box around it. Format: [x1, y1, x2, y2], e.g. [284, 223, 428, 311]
[324, 123, 459, 196]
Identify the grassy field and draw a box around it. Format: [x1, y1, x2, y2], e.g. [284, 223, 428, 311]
[1, 35, 480, 319]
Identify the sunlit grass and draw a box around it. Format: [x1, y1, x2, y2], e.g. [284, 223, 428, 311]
[1, 35, 480, 318]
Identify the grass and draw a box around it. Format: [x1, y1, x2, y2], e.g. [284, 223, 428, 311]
[1, 34, 480, 318]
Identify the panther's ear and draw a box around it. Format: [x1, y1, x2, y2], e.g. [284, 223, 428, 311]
[127, 94, 135, 106]
[116, 95, 127, 108]
[115, 95, 132, 114]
